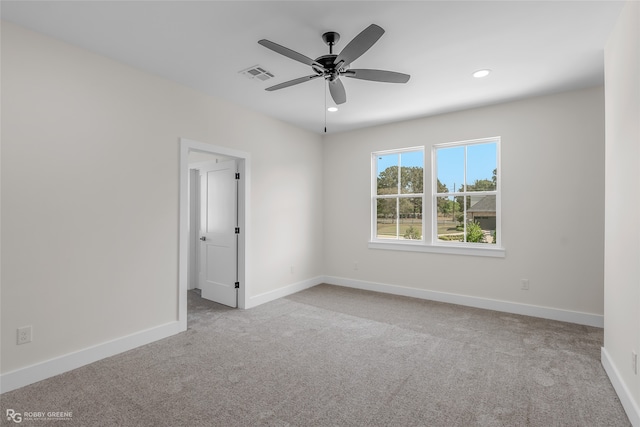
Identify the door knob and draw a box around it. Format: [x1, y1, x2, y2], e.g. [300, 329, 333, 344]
[200, 236, 206, 241]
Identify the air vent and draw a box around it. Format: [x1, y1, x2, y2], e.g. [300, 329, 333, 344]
[239, 65, 275, 82]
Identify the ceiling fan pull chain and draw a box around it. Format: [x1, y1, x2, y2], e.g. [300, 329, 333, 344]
[324, 82, 328, 133]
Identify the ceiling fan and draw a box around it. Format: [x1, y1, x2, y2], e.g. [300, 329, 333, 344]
[258, 24, 410, 105]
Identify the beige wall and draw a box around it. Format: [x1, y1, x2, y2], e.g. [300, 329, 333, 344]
[323, 86, 606, 316]
[1, 22, 324, 373]
[604, 0, 640, 420]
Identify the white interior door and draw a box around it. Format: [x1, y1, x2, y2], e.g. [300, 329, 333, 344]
[198, 160, 238, 307]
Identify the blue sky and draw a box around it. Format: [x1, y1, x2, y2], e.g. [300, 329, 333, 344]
[437, 143, 496, 192]
[377, 143, 496, 192]
[377, 150, 423, 175]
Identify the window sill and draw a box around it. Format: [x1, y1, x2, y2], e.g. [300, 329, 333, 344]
[368, 241, 506, 258]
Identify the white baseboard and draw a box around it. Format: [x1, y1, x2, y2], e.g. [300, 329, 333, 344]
[247, 276, 323, 309]
[323, 276, 604, 328]
[602, 347, 640, 426]
[0, 321, 184, 394]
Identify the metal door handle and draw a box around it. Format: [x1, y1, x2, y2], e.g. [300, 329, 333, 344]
[200, 236, 206, 241]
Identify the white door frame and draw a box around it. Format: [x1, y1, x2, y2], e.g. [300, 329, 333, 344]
[178, 138, 251, 329]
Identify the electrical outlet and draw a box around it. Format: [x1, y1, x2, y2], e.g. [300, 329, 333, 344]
[521, 279, 530, 290]
[632, 351, 638, 375]
[17, 326, 32, 345]
[354, 262, 359, 271]
[290, 266, 294, 275]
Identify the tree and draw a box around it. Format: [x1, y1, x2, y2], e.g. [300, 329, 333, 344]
[377, 166, 399, 194]
[401, 166, 423, 194]
[439, 200, 452, 215]
[466, 179, 495, 191]
[377, 198, 396, 223]
[403, 225, 421, 240]
[466, 221, 484, 243]
[436, 179, 451, 215]
[400, 197, 422, 219]
[437, 179, 448, 193]
[377, 165, 424, 195]
[438, 199, 460, 217]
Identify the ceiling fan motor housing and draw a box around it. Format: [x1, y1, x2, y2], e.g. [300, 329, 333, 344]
[313, 54, 342, 80]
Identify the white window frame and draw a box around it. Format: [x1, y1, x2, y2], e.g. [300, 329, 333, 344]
[432, 137, 501, 248]
[369, 137, 504, 258]
[370, 146, 425, 243]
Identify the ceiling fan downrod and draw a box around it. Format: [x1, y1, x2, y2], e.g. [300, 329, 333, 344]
[322, 31, 340, 54]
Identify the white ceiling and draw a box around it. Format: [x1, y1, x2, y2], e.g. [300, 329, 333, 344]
[1, 1, 625, 134]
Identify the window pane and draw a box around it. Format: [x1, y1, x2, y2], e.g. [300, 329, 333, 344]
[436, 146, 464, 193]
[400, 151, 424, 194]
[465, 195, 497, 244]
[436, 196, 463, 242]
[467, 143, 497, 191]
[400, 197, 422, 240]
[377, 154, 398, 195]
[376, 198, 397, 239]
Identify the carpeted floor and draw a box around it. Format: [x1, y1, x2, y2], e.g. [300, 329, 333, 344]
[0, 284, 631, 426]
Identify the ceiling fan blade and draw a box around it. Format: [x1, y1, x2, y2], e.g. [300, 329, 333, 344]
[265, 75, 321, 91]
[334, 24, 385, 67]
[344, 69, 411, 83]
[258, 39, 324, 70]
[329, 78, 346, 105]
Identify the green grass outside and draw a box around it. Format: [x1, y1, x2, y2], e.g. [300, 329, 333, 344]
[376, 218, 458, 236]
[437, 218, 460, 235]
[377, 218, 492, 243]
[376, 221, 422, 238]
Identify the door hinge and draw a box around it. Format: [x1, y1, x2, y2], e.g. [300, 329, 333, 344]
[235, 173, 240, 179]
[235, 282, 240, 289]
[235, 227, 240, 234]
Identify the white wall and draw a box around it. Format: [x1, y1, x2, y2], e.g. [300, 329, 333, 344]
[323, 86, 605, 319]
[1, 22, 323, 375]
[603, 1, 640, 424]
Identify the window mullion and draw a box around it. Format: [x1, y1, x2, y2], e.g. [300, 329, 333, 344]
[396, 197, 400, 239]
[463, 146, 467, 242]
[397, 153, 402, 239]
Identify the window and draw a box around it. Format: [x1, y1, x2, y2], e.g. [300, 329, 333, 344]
[434, 138, 499, 246]
[371, 137, 501, 256]
[373, 148, 424, 240]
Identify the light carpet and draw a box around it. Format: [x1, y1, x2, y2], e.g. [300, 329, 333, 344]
[0, 284, 630, 426]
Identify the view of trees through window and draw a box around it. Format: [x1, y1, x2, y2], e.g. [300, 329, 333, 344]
[435, 141, 498, 244]
[373, 139, 499, 246]
[375, 150, 424, 240]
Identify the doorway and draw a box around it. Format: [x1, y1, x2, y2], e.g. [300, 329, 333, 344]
[178, 138, 251, 330]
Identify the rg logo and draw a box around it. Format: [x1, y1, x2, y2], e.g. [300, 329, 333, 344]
[6, 409, 22, 423]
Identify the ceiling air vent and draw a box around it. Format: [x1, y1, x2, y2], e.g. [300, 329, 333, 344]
[239, 65, 275, 82]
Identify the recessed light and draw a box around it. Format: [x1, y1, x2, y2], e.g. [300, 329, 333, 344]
[327, 107, 338, 112]
[473, 69, 491, 78]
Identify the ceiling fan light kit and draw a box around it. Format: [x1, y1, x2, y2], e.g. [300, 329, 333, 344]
[258, 24, 410, 106]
